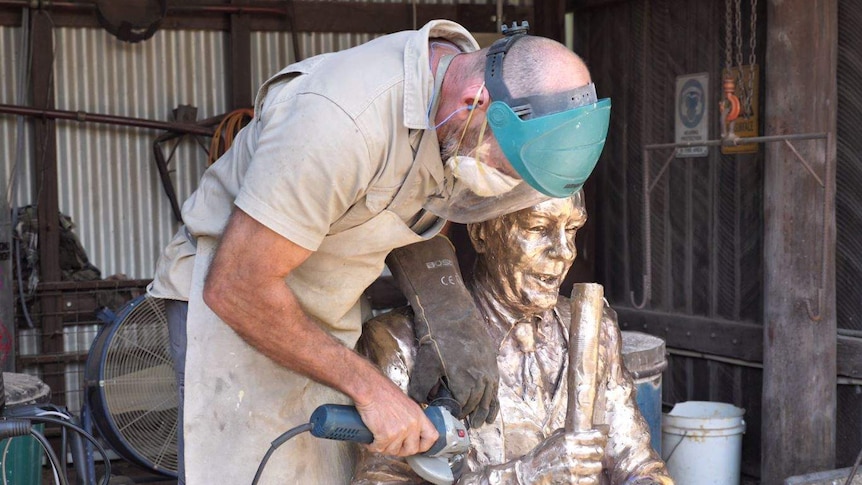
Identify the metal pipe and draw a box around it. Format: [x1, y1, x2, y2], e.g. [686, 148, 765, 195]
[169, 5, 286, 15]
[0, 1, 285, 15]
[644, 132, 828, 151]
[0, 104, 213, 136]
[0, 1, 95, 9]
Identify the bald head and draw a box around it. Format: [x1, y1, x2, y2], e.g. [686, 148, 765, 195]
[502, 36, 591, 97]
[447, 36, 591, 99]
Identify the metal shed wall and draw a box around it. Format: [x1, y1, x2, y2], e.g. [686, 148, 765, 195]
[52, 27, 229, 281]
[0, 26, 34, 208]
[46, 28, 422, 281]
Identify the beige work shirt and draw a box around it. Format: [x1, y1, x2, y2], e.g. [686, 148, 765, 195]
[149, 20, 479, 484]
[149, 19, 477, 302]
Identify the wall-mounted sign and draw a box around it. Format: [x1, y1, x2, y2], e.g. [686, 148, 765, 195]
[675, 73, 710, 158]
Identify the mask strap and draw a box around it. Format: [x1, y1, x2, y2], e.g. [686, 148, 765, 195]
[427, 54, 459, 128]
[454, 82, 486, 157]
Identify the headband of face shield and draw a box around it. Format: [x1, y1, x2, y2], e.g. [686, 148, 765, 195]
[423, 83, 554, 224]
[484, 27, 612, 198]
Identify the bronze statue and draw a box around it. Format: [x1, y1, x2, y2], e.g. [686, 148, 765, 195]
[353, 194, 673, 485]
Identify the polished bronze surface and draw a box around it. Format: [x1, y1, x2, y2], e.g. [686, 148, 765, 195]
[354, 195, 673, 484]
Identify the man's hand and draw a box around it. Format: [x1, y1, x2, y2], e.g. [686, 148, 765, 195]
[516, 428, 607, 485]
[354, 375, 440, 457]
[385, 236, 499, 426]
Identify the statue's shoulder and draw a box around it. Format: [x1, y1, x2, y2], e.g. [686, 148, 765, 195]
[357, 307, 417, 391]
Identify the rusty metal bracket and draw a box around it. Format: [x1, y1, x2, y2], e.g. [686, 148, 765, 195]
[629, 132, 830, 322]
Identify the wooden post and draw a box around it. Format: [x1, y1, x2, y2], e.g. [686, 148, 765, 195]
[229, 2, 252, 110]
[762, 0, 837, 482]
[533, 0, 566, 42]
[31, 9, 65, 405]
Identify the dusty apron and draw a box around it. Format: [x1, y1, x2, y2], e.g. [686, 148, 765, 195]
[183, 130, 444, 484]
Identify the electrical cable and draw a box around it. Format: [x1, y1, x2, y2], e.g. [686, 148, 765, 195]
[29, 427, 67, 485]
[35, 410, 74, 420]
[13, 213, 35, 328]
[26, 415, 112, 485]
[1, 437, 13, 485]
[29, 416, 112, 485]
[250, 422, 313, 485]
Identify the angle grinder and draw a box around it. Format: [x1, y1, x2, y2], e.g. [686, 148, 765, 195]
[251, 387, 470, 485]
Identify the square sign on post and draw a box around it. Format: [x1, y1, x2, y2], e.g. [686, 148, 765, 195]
[675, 73, 710, 158]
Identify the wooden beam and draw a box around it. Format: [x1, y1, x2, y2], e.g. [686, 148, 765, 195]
[533, 0, 566, 42]
[30, 9, 66, 406]
[0, 2, 533, 33]
[762, 0, 838, 482]
[615, 307, 862, 382]
[614, 307, 763, 361]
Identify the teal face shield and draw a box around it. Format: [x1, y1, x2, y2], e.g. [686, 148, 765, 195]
[485, 22, 612, 197]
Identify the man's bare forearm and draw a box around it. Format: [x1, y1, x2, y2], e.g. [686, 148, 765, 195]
[199, 209, 439, 456]
[203, 264, 385, 406]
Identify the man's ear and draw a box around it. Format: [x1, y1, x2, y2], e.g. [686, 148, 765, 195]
[467, 223, 487, 253]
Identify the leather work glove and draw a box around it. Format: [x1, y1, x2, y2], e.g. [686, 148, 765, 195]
[386, 235, 500, 426]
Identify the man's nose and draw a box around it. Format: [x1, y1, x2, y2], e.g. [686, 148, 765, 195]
[548, 229, 575, 261]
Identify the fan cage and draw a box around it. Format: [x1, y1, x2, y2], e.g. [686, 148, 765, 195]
[86, 295, 178, 476]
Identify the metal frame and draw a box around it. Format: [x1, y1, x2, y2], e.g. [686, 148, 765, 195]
[629, 132, 831, 321]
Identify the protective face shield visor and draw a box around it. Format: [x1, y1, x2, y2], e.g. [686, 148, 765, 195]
[484, 24, 612, 197]
[423, 177, 553, 224]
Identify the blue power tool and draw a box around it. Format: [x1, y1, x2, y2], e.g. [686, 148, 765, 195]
[309, 404, 470, 485]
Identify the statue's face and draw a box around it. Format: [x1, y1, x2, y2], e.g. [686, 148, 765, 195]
[472, 195, 587, 312]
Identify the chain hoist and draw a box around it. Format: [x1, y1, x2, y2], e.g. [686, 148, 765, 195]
[721, 0, 741, 130]
[722, 0, 758, 135]
[746, 0, 758, 116]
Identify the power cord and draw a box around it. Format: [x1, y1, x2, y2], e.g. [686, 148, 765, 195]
[0, 419, 67, 485]
[250, 422, 313, 485]
[29, 426, 68, 485]
[0, 409, 112, 485]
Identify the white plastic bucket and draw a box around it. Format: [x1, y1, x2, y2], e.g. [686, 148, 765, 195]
[661, 401, 746, 485]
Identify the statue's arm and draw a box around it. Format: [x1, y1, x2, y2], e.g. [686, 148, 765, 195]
[353, 310, 429, 485]
[600, 305, 674, 484]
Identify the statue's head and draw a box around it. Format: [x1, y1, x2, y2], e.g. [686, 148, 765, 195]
[467, 191, 587, 313]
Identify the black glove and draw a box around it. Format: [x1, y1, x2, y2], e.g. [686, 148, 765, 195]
[386, 235, 499, 426]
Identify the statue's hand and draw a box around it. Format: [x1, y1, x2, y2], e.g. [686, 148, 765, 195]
[515, 428, 607, 485]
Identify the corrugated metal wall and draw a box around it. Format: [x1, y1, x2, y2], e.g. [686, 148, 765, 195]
[46, 27, 439, 281]
[0, 25, 35, 208]
[52, 28, 228, 280]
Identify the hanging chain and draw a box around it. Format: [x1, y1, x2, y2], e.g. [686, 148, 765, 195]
[734, 0, 745, 106]
[725, 0, 733, 72]
[746, 0, 758, 115]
